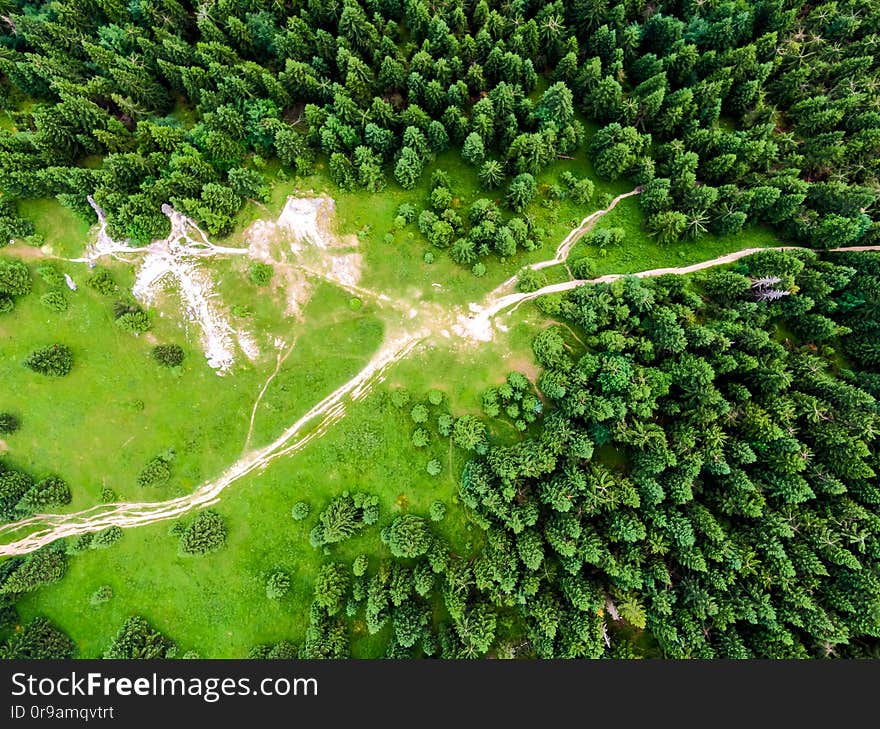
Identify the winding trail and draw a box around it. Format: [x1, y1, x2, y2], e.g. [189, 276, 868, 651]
[2, 189, 880, 556]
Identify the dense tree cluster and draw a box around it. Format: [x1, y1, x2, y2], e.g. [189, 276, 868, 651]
[0, 0, 875, 252]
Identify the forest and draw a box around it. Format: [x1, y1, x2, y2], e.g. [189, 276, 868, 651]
[0, 0, 879, 659]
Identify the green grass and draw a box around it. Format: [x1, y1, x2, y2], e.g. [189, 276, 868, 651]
[14, 198, 94, 259]
[567, 195, 781, 277]
[15, 326, 538, 657]
[4, 135, 792, 658]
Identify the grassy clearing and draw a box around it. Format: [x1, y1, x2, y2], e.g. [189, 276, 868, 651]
[14, 198, 94, 259]
[15, 321, 542, 657]
[568, 195, 781, 277]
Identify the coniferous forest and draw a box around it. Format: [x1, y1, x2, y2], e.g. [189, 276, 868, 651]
[0, 0, 879, 660]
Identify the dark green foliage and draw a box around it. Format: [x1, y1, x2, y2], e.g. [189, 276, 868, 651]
[0, 258, 31, 298]
[104, 616, 175, 659]
[15, 476, 71, 516]
[0, 617, 75, 659]
[0, 547, 67, 595]
[91, 526, 123, 549]
[152, 344, 185, 368]
[0, 413, 20, 435]
[24, 344, 73, 376]
[86, 267, 117, 296]
[137, 453, 173, 488]
[179, 510, 227, 555]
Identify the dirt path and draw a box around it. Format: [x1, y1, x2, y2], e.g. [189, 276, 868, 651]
[2, 194, 879, 556]
[0, 330, 423, 556]
[492, 187, 642, 295]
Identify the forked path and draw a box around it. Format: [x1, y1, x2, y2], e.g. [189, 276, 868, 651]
[2, 192, 880, 556]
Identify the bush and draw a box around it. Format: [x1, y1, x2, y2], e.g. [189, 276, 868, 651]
[429, 501, 447, 522]
[0, 413, 19, 435]
[152, 344, 184, 367]
[39, 290, 68, 312]
[86, 267, 116, 296]
[36, 264, 65, 288]
[411, 427, 429, 448]
[410, 404, 428, 424]
[179, 510, 227, 555]
[0, 257, 31, 297]
[427, 390, 444, 406]
[381, 515, 433, 558]
[16, 476, 71, 515]
[24, 344, 73, 376]
[100, 487, 117, 503]
[309, 492, 379, 548]
[352, 554, 369, 577]
[390, 388, 411, 408]
[291, 501, 310, 521]
[426, 459, 442, 476]
[0, 617, 75, 659]
[90, 585, 113, 606]
[103, 616, 175, 659]
[0, 547, 67, 594]
[137, 453, 173, 488]
[249, 262, 273, 286]
[266, 570, 290, 599]
[115, 309, 151, 333]
[91, 526, 123, 549]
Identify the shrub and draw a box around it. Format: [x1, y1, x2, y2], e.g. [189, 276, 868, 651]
[0, 295, 12, 314]
[103, 616, 175, 659]
[429, 500, 447, 522]
[100, 487, 117, 503]
[390, 388, 411, 408]
[309, 492, 379, 548]
[90, 585, 113, 606]
[179, 510, 227, 555]
[0, 257, 31, 296]
[86, 267, 116, 296]
[0, 617, 75, 659]
[352, 554, 369, 577]
[137, 453, 173, 488]
[472, 262, 487, 277]
[381, 515, 433, 558]
[91, 526, 123, 549]
[291, 501, 310, 521]
[36, 264, 65, 288]
[411, 428, 429, 448]
[249, 262, 273, 286]
[427, 390, 444, 406]
[0, 413, 20, 435]
[115, 309, 151, 333]
[66, 534, 93, 554]
[426, 459, 442, 477]
[39, 290, 68, 312]
[410, 404, 428, 424]
[266, 570, 291, 599]
[0, 547, 67, 594]
[152, 344, 184, 367]
[16, 476, 71, 515]
[24, 344, 73, 376]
